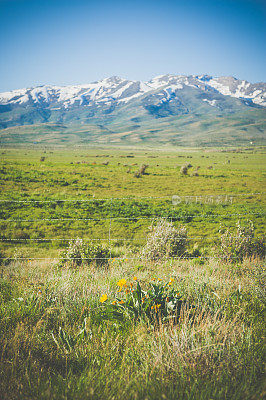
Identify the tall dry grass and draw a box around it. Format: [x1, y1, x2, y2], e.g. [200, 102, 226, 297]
[0, 257, 265, 399]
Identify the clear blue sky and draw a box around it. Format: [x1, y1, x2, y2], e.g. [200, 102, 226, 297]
[0, 0, 265, 91]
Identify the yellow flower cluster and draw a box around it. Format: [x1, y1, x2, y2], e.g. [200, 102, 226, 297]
[142, 294, 149, 302]
[100, 294, 108, 303]
[151, 304, 161, 312]
[117, 279, 127, 288]
[100, 278, 133, 304]
[100, 277, 175, 310]
[117, 279, 128, 292]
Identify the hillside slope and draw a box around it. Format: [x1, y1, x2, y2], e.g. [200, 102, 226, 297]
[0, 75, 265, 146]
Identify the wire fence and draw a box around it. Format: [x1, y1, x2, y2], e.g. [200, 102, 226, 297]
[0, 193, 265, 262]
[0, 255, 257, 261]
[0, 192, 264, 203]
[0, 211, 264, 222]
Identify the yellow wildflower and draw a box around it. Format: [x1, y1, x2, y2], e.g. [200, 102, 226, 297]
[118, 300, 124, 304]
[100, 294, 108, 303]
[112, 300, 117, 305]
[133, 277, 137, 281]
[117, 279, 127, 288]
[152, 304, 161, 312]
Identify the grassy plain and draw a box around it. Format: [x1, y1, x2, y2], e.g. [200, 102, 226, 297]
[0, 146, 265, 258]
[0, 145, 265, 399]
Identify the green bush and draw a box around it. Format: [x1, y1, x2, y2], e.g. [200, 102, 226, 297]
[141, 218, 188, 261]
[58, 238, 110, 267]
[180, 165, 188, 175]
[218, 220, 265, 262]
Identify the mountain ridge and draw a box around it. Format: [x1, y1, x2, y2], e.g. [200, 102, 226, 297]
[0, 74, 265, 146]
[0, 74, 265, 110]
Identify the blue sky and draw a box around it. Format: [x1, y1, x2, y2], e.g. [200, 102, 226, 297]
[0, 0, 265, 91]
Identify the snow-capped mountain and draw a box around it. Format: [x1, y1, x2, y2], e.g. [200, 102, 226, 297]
[0, 74, 265, 146]
[0, 74, 265, 110]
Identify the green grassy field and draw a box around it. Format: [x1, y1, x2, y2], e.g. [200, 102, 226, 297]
[0, 146, 265, 399]
[0, 146, 265, 257]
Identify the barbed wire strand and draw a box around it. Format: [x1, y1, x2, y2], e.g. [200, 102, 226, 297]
[0, 235, 264, 242]
[0, 211, 264, 223]
[0, 192, 265, 203]
[0, 195, 264, 261]
[0, 255, 244, 261]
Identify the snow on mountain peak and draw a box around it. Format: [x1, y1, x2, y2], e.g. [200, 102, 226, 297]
[0, 74, 265, 108]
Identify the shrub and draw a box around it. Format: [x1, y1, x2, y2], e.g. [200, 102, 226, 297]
[58, 238, 110, 267]
[217, 221, 265, 262]
[139, 164, 149, 175]
[180, 165, 188, 175]
[15, 230, 30, 240]
[140, 218, 188, 261]
[134, 164, 149, 178]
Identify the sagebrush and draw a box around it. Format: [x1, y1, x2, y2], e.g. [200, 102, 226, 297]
[141, 218, 188, 260]
[58, 238, 110, 267]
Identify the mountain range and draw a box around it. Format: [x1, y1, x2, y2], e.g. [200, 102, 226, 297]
[0, 74, 265, 146]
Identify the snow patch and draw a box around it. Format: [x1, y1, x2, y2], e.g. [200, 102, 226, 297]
[202, 99, 217, 107]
